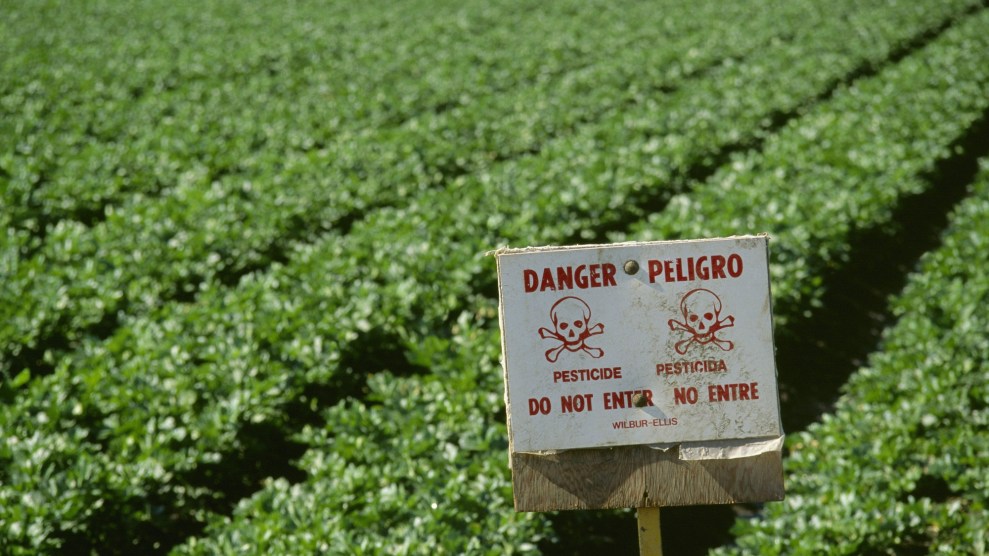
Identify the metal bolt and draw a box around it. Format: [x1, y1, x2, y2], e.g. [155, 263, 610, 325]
[624, 259, 639, 275]
[632, 393, 648, 407]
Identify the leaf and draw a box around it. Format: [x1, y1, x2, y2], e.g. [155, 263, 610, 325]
[10, 368, 30, 389]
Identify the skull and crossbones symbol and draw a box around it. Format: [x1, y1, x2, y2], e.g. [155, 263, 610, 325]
[538, 296, 604, 363]
[668, 288, 734, 355]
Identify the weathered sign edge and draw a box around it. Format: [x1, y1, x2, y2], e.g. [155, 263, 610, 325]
[486, 232, 770, 258]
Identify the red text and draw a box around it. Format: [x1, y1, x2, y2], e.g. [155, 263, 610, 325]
[707, 382, 760, 402]
[647, 254, 743, 283]
[553, 366, 622, 383]
[524, 263, 618, 293]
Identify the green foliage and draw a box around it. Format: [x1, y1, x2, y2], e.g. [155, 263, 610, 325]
[623, 6, 989, 330]
[0, 0, 819, 376]
[175, 6, 989, 554]
[2, 0, 989, 554]
[177, 309, 550, 555]
[714, 160, 989, 555]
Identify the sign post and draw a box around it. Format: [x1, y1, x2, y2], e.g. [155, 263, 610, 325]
[637, 507, 662, 555]
[494, 236, 784, 550]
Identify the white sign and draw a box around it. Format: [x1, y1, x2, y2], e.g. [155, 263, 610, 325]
[496, 236, 782, 453]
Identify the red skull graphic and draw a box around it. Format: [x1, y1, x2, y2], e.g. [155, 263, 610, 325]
[668, 288, 734, 354]
[538, 296, 605, 362]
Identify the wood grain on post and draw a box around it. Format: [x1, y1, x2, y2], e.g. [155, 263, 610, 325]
[510, 445, 783, 512]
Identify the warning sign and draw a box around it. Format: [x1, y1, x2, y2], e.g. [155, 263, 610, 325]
[496, 236, 782, 453]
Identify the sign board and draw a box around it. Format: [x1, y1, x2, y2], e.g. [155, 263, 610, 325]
[495, 236, 784, 511]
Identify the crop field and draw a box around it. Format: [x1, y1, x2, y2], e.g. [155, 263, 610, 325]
[2, 0, 989, 554]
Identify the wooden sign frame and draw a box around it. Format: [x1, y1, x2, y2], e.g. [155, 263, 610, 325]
[511, 445, 783, 512]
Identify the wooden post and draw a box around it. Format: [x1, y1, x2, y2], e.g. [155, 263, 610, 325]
[637, 507, 662, 556]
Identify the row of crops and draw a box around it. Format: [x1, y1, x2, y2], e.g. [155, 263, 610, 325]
[1, 0, 866, 379]
[717, 158, 989, 553]
[2, 0, 988, 553]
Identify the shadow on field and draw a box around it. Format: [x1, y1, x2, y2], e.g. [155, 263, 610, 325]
[570, 1, 985, 248]
[775, 105, 989, 432]
[541, 505, 737, 556]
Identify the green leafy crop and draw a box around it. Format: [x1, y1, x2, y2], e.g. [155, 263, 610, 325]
[2, 0, 988, 554]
